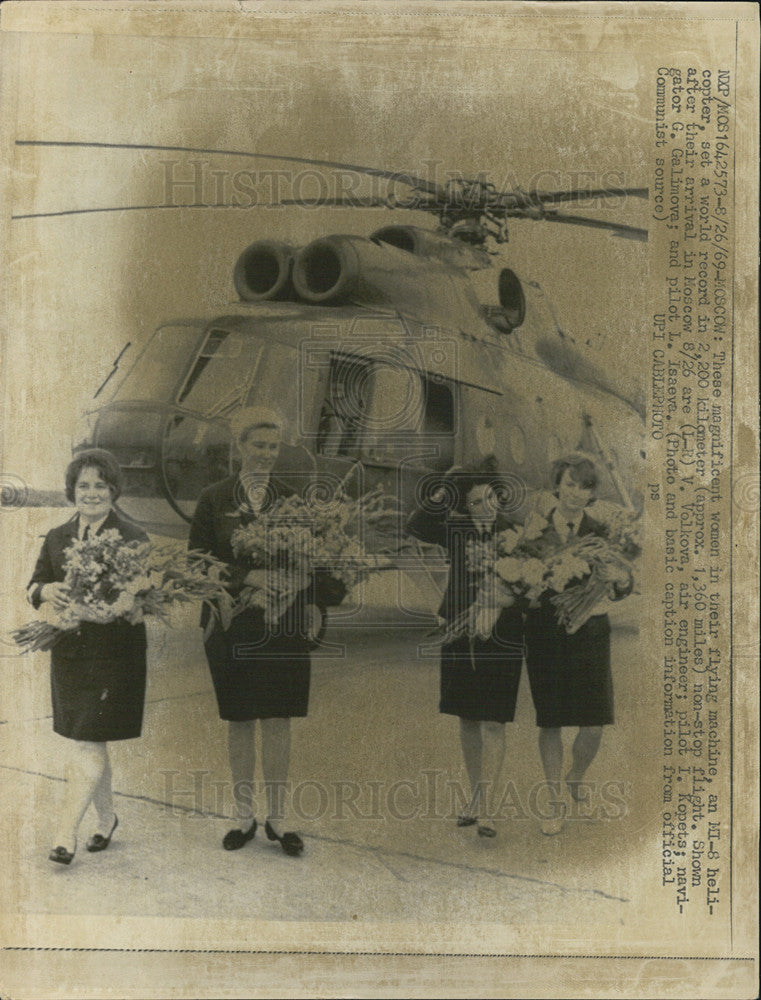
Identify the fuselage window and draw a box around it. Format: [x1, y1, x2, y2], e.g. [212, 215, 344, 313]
[421, 376, 455, 470]
[316, 353, 455, 471]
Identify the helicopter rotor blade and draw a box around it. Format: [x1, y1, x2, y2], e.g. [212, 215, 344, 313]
[11, 202, 252, 220]
[13, 140, 648, 240]
[508, 209, 648, 241]
[15, 139, 445, 196]
[263, 196, 396, 208]
[10, 196, 404, 220]
[12, 201, 649, 240]
[504, 187, 649, 207]
[15, 140, 649, 223]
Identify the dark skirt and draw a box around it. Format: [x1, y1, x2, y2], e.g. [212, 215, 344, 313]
[439, 606, 524, 724]
[525, 607, 614, 728]
[50, 625, 147, 742]
[204, 608, 311, 721]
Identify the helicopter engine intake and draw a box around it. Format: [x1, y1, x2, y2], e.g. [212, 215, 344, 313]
[292, 234, 400, 305]
[233, 240, 295, 301]
[291, 233, 485, 334]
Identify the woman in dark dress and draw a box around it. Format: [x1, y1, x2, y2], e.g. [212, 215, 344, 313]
[407, 459, 524, 837]
[189, 407, 344, 856]
[27, 449, 148, 864]
[524, 454, 633, 835]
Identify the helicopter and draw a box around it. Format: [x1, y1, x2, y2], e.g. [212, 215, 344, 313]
[16, 142, 648, 548]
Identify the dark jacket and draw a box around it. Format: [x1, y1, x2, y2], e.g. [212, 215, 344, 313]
[406, 505, 519, 625]
[523, 508, 633, 711]
[28, 508, 149, 662]
[188, 474, 346, 631]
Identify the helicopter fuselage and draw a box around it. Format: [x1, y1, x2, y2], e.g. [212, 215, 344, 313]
[76, 234, 645, 539]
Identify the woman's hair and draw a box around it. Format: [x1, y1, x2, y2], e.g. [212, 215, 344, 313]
[550, 452, 599, 495]
[448, 455, 503, 515]
[231, 406, 285, 445]
[65, 448, 123, 503]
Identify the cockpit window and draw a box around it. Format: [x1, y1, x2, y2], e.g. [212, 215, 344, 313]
[178, 329, 263, 416]
[243, 343, 302, 415]
[117, 325, 202, 402]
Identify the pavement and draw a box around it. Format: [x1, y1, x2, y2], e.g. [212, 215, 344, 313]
[1, 508, 657, 930]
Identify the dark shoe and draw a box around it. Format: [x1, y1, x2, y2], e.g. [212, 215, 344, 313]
[86, 814, 118, 853]
[477, 824, 497, 838]
[264, 820, 303, 856]
[49, 842, 76, 865]
[456, 814, 478, 828]
[222, 819, 257, 851]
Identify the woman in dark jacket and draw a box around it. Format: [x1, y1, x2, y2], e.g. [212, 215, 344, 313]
[524, 454, 633, 835]
[406, 458, 524, 837]
[27, 449, 148, 864]
[189, 407, 345, 856]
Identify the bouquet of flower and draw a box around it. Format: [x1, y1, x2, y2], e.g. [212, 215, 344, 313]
[439, 508, 640, 641]
[230, 489, 397, 625]
[586, 502, 642, 559]
[439, 512, 553, 642]
[11, 530, 230, 653]
[534, 504, 641, 633]
[547, 534, 635, 634]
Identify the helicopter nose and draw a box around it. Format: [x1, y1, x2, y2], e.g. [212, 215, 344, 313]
[77, 405, 164, 475]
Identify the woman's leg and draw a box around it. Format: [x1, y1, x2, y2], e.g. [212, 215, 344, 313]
[458, 718, 483, 818]
[479, 721, 507, 827]
[90, 746, 116, 836]
[537, 727, 565, 831]
[538, 726, 563, 787]
[261, 717, 291, 834]
[54, 740, 108, 851]
[565, 725, 604, 791]
[228, 720, 257, 830]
